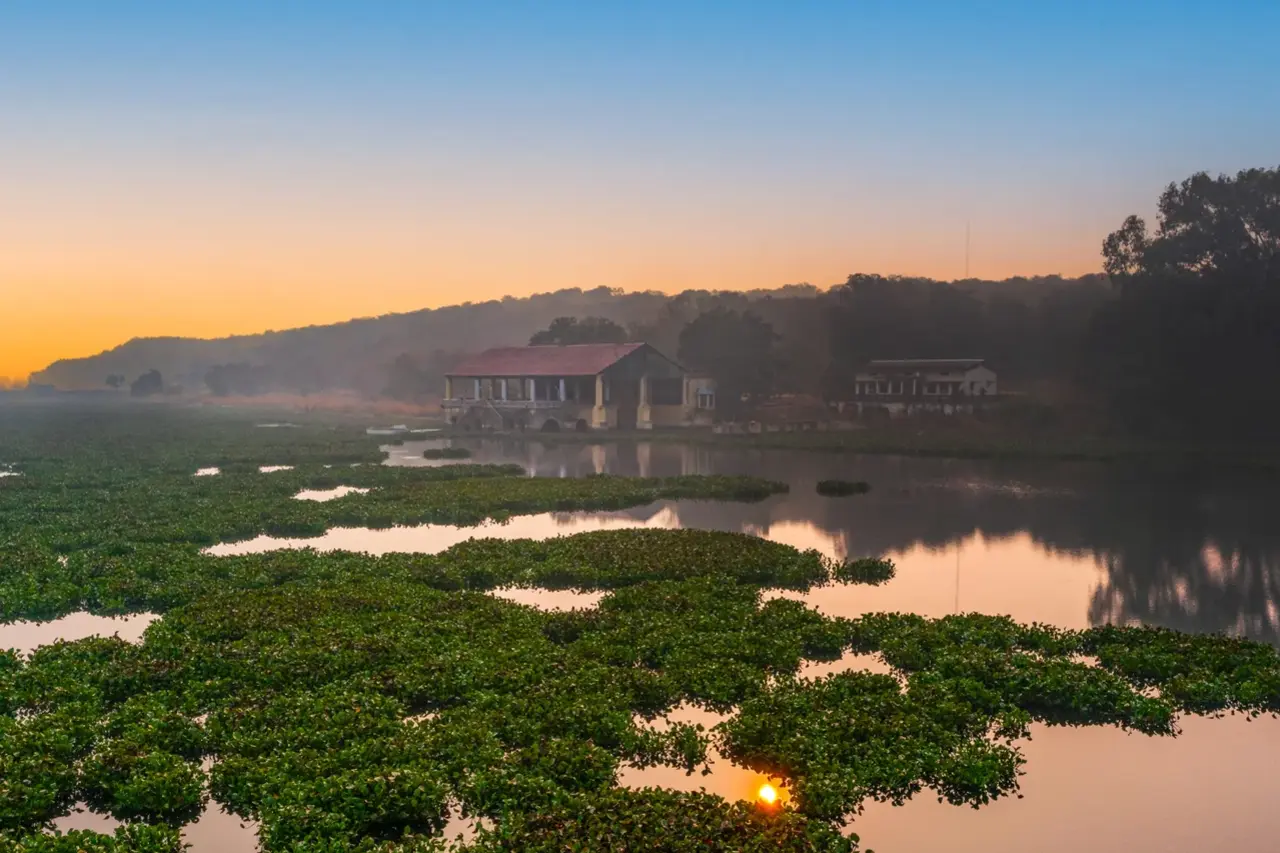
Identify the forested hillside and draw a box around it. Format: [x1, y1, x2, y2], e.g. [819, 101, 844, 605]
[31, 277, 1107, 400]
[31, 166, 1280, 443]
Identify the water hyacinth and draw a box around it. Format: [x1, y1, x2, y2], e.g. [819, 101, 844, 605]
[422, 448, 472, 460]
[4, 405, 1280, 851]
[815, 480, 870, 497]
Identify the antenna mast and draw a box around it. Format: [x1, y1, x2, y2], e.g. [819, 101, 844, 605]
[964, 221, 971, 278]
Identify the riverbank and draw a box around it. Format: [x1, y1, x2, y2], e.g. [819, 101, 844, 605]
[447, 424, 1280, 472]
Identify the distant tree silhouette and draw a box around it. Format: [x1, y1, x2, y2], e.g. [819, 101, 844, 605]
[105, 374, 125, 389]
[1088, 167, 1280, 438]
[130, 370, 163, 398]
[530, 316, 628, 346]
[678, 308, 779, 416]
[204, 363, 271, 397]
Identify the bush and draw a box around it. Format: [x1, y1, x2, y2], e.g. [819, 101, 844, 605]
[422, 447, 472, 460]
[815, 480, 870, 497]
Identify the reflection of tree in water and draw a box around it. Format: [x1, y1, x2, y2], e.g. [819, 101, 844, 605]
[462, 438, 1280, 644]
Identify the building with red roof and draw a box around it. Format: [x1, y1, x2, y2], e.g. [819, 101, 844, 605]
[443, 343, 715, 431]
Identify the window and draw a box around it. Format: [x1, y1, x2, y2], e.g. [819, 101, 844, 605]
[696, 390, 716, 410]
[878, 382, 890, 394]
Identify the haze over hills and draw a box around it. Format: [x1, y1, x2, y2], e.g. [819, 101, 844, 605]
[29, 284, 819, 394]
[31, 276, 1106, 402]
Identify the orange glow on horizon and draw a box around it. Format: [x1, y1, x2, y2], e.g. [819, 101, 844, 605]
[1, 185, 1105, 380]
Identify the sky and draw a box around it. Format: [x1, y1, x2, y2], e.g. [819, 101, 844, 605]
[2, 1, 1278, 380]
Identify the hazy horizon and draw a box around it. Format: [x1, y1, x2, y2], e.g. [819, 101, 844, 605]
[4, 0, 1278, 380]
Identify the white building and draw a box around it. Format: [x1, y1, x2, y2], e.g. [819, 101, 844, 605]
[845, 358, 998, 416]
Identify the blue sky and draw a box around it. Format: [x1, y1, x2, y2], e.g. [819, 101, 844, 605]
[2, 1, 1277, 375]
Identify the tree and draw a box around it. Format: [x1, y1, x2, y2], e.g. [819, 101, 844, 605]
[1103, 168, 1280, 285]
[529, 316, 628, 346]
[105, 374, 125, 389]
[130, 370, 163, 398]
[383, 353, 431, 401]
[204, 363, 270, 397]
[1088, 167, 1280, 438]
[677, 308, 779, 417]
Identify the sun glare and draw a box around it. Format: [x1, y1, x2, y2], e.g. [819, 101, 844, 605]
[757, 783, 778, 805]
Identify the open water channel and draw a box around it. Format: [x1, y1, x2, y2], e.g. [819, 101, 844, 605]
[13, 437, 1280, 852]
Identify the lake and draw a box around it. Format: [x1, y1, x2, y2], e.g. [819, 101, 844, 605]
[39, 437, 1280, 852]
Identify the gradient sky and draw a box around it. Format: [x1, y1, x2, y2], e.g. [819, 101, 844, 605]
[3, 1, 1278, 379]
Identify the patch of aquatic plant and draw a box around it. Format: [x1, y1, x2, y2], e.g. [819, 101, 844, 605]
[1, 462, 777, 553]
[0, 825, 184, 853]
[719, 670, 1027, 820]
[434, 529, 836, 591]
[422, 447, 472, 460]
[79, 738, 207, 825]
[0, 704, 98, 833]
[1081, 624, 1280, 715]
[833, 557, 895, 585]
[815, 479, 870, 497]
[561, 577, 848, 710]
[465, 788, 855, 853]
[6, 405, 1280, 849]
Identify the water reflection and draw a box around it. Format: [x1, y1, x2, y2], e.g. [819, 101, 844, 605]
[378, 438, 1280, 645]
[622, 703, 788, 806]
[851, 715, 1280, 853]
[487, 587, 605, 611]
[0, 612, 157, 656]
[53, 802, 258, 853]
[205, 506, 684, 556]
[294, 485, 370, 501]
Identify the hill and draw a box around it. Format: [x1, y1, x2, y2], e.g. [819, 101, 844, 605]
[32, 286, 673, 394]
[30, 277, 1108, 403]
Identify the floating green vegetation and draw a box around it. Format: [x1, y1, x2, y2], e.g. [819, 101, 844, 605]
[422, 447, 472, 460]
[815, 479, 870, 497]
[4, 404, 1280, 851]
[467, 788, 856, 853]
[0, 826, 185, 853]
[833, 557, 895, 585]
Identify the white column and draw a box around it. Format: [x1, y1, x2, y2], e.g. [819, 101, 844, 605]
[528, 378, 535, 401]
[637, 375, 652, 430]
[559, 378, 566, 401]
[592, 375, 607, 428]
[444, 377, 453, 400]
[500, 378, 507, 401]
[474, 379, 481, 399]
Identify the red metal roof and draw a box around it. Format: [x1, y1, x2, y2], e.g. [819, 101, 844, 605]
[865, 358, 986, 373]
[448, 343, 648, 377]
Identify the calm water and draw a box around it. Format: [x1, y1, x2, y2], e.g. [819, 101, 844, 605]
[22, 438, 1280, 851]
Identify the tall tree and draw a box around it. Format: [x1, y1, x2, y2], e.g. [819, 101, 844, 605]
[130, 370, 163, 398]
[1088, 167, 1280, 438]
[529, 316, 628, 346]
[677, 308, 779, 416]
[1103, 168, 1280, 284]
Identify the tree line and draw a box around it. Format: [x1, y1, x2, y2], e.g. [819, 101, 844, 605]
[509, 167, 1279, 437]
[97, 166, 1278, 441]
